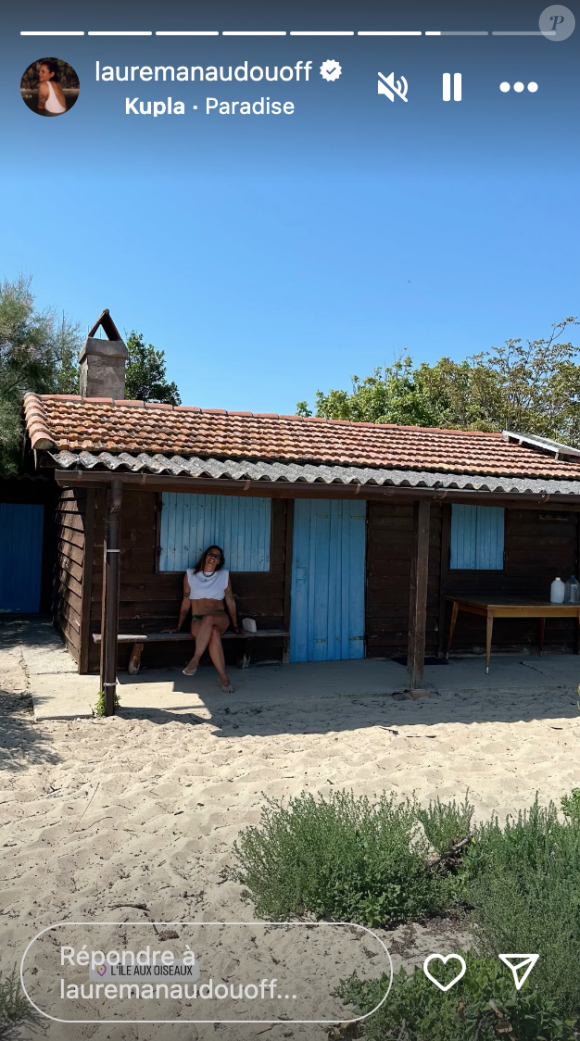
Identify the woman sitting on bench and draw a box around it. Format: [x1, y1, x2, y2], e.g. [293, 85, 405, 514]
[167, 545, 240, 692]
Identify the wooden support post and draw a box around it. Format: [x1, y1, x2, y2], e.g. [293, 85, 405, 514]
[128, 642, 144, 675]
[407, 499, 431, 695]
[100, 479, 123, 715]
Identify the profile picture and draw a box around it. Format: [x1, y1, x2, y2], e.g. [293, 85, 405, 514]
[20, 58, 80, 117]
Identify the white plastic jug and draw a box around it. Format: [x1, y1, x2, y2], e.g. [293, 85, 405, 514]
[565, 575, 580, 604]
[550, 577, 565, 603]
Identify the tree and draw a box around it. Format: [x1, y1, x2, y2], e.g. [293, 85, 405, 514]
[0, 280, 182, 473]
[124, 332, 181, 405]
[0, 277, 82, 474]
[297, 319, 580, 444]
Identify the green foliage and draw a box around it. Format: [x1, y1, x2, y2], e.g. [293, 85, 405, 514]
[0, 274, 183, 474]
[298, 318, 580, 445]
[94, 689, 121, 716]
[560, 788, 580, 822]
[235, 790, 580, 1037]
[0, 964, 33, 1030]
[125, 332, 181, 404]
[232, 790, 455, 927]
[460, 799, 580, 1016]
[0, 276, 82, 473]
[416, 793, 474, 854]
[337, 954, 576, 1041]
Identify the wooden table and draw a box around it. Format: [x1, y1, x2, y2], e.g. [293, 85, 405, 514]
[445, 596, 580, 673]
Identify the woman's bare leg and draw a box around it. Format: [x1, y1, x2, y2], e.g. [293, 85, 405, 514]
[208, 625, 233, 690]
[183, 616, 214, 675]
[184, 614, 232, 682]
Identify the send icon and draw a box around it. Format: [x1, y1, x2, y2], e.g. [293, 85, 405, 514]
[498, 954, 540, 991]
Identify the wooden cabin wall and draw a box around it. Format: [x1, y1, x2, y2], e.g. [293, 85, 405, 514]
[53, 487, 87, 663]
[366, 501, 580, 659]
[79, 490, 580, 673]
[442, 507, 580, 654]
[366, 502, 443, 658]
[86, 489, 290, 673]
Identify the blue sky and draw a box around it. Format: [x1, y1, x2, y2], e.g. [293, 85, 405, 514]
[2, 0, 578, 413]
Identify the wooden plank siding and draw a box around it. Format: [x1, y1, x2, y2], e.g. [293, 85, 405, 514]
[53, 488, 87, 662]
[366, 502, 443, 658]
[441, 508, 580, 654]
[86, 490, 291, 673]
[77, 489, 580, 672]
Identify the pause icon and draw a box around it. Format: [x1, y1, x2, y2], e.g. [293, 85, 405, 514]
[443, 73, 462, 101]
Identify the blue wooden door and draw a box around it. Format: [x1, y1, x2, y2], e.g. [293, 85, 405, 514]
[0, 504, 44, 613]
[290, 499, 366, 662]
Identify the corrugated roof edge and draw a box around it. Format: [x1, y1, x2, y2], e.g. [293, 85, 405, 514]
[48, 449, 580, 496]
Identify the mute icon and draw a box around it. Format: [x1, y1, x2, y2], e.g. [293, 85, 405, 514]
[443, 72, 462, 101]
[378, 71, 408, 102]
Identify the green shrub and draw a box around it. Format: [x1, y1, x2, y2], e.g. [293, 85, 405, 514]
[461, 799, 580, 1018]
[561, 789, 580, 822]
[0, 965, 33, 1030]
[232, 790, 456, 927]
[94, 689, 121, 716]
[337, 954, 577, 1040]
[416, 793, 474, 854]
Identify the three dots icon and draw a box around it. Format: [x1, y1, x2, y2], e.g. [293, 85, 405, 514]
[500, 81, 538, 92]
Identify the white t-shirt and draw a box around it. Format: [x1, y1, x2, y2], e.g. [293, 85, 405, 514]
[186, 568, 229, 601]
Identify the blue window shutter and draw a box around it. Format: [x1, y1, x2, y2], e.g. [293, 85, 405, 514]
[450, 505, 504, 570]
[159, 493, 271, 572]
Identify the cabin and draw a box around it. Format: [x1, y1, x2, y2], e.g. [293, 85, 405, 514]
[18, 311, 580, 711]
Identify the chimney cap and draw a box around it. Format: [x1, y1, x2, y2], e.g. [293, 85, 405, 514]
[79, 310, 128, 399]
[87, 308, 123, 342]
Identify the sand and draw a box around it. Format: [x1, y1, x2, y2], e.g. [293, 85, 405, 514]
[2, 651, 580, 1040]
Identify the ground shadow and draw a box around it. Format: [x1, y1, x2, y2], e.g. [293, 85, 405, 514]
[0, 690, 60, 772]
[116, 706, 208, 725]
[115, 659, 580, 736]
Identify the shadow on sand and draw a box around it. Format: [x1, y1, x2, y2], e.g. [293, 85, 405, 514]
[0, 690, 60, 772]
[114, 657, 580, 736]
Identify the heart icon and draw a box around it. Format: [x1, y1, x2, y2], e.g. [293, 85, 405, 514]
[423, 954, 466, 992]
[97, 964, 107, 976]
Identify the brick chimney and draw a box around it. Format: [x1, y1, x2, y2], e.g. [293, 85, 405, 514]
[79, 310, 128, 399]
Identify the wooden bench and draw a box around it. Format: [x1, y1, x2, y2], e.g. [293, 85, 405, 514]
[92, 630, 290, 674]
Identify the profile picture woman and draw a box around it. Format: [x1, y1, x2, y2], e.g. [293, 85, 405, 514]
[20, 57, 80, 117]
[37, 60, 67, 115]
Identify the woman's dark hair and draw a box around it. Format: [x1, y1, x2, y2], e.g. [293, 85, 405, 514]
[193, 545, 225, 574]
[39, 59, 60, 82]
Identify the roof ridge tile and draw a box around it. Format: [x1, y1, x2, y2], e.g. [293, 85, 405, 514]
[41, 393, 82, 401]
[23, 392, 56, 451]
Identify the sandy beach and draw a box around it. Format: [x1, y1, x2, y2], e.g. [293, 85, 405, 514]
[2, 641, 580, 1039]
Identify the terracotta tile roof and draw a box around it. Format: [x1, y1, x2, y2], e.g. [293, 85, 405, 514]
[23, 393, 580, 481]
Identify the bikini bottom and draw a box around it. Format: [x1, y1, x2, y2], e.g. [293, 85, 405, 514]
[191, 610, 227, 621]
